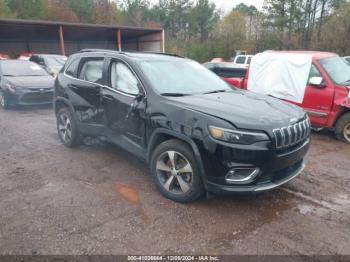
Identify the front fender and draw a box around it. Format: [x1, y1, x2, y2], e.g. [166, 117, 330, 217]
[147, 128, 208, 187]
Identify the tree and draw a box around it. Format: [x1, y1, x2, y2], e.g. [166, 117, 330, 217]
[6, 0, 45, 19]
[233, 3, 259, 40]
[213, 10, 247, 59]
[59, 0, 94, 23]
[92, 0, 120, 24]
[120, 0, 151, 26]
[319, 2, 350, 55]
[188, 0, 219, 42]
[44, 0, 79, 22]
[0, 0, 16, 18]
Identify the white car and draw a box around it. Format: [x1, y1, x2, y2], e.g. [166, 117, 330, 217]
[232, 55, 253, 68]
[343, 56, 350, 65]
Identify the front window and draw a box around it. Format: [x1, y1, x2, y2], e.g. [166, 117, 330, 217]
[138, 59, 231, 95]
[110, 62, 139, 95]
[319, 56, 350, 85]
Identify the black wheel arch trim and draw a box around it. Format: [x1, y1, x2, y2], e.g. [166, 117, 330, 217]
[54, 97, 78, 123]
[147, 128, 208, 188]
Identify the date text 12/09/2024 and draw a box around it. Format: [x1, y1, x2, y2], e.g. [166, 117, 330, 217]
[127, 256, 220, 261]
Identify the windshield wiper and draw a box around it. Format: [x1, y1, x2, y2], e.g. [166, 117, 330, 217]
[203, 89, 228, 95]
[341, 79, 350, 85]
[160, 93, 189, 97]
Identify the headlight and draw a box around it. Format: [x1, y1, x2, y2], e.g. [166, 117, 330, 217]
[209, 126, 269, 145]
[6, 83, 16, 93]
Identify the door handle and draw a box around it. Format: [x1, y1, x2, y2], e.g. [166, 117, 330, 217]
[103, 94, 114, 101]
[67, 84, 78, 90]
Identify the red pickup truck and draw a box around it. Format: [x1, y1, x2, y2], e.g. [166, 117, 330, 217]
[217, 51, 350, 143]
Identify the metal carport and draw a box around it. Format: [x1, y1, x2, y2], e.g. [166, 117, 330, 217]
[0, 19, 164, 56]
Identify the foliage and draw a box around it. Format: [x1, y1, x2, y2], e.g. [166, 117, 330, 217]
[0, 0, 15, 18]
[0, 0, 350, 59]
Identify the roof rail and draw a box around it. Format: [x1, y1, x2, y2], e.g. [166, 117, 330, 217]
[79, 49, 127, 54]
[129, 51, 185, 58]
[79, 49, 184, 58]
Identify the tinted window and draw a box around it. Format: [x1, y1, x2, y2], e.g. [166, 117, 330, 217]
[1, 61, 48, 76]
[216, 68, 247, 78]
[235, 56, 246, 64]
[65, 59, 79, 77]
[110, 62, 139, 95]
[247, 57, 252, 64]
[79, 59, 104, 83]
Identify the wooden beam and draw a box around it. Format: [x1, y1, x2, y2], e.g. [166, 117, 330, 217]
[117, 29, 122, 51]
[59, 25, 65, 56]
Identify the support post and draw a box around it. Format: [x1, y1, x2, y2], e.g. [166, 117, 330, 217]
[117, 29, 122, 51]
[59, 25, 66, 56]
[160, 30, 165, 53]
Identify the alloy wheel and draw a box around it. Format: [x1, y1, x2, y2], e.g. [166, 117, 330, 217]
[58, 113, 72, 144]
[156, 151, 193, 194]
[344, 123, 350, 142]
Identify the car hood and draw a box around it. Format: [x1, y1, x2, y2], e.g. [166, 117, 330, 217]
[5, 75, 54, 89]
[167, 90, 306, 131]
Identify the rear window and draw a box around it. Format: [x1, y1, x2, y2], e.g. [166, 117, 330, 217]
[78, 59, 104, 83]
[65, 58, 79, 77]
[214, 67, 247, 78]
[235, 56, 246, 64]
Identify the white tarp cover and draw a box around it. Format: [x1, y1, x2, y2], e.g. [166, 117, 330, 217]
[247, 52, 312, 103]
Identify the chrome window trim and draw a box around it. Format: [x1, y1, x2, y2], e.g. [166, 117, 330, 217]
[63, 55, 147, 99]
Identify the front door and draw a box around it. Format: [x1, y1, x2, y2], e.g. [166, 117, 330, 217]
[301, 64, 334, 127]
[68, 57, 106, 129]
[101, 58, 146, 154]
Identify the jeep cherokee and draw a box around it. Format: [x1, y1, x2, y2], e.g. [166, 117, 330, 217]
[54, 49, 310, 203]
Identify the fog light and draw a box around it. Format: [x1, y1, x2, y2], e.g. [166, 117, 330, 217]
[225, 168, 260, 184]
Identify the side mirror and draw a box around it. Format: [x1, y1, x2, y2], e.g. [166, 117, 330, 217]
[135, 92, 145, 102]
[309, 77, 326, 88]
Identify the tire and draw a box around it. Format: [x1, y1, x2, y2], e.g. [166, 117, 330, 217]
[150, 139, 204, 203]
[56, 107, 81, 147]
[334, 112, 350, 143]
[0, 90, 9, 110]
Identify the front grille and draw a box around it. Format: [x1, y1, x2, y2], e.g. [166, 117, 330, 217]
[273, 118, 310, 149]
[21, 92, 53, 103]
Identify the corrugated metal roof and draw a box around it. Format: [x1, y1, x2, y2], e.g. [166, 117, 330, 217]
[0, 18, 163, 32]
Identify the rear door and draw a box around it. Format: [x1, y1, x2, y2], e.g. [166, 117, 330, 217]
[67, 56, 106, 127]
[101, 58, 146, 153]
[301, 63, 334, 126]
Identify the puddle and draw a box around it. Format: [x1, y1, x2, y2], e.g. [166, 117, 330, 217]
[115, 184, 151, 225]
[116, 186, 140, 204]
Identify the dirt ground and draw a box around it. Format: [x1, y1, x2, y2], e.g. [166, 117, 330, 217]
[0, 106, 349, 255]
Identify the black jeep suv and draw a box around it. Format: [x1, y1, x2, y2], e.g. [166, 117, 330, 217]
[54, 49, 310, 203]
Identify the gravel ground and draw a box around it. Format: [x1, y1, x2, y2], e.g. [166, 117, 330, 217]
[0, 106, 349, 255]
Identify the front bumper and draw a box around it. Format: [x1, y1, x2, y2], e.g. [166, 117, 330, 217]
[206, 160, 305, 194]
[200, 137, 310, 194]
[5, 89, 53, 106]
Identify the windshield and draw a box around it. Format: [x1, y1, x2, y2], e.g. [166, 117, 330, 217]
[1, 61, 48, 76]
[138, 59, 231, 95]
[319, 56, 350, 85]
[45, 56, 66, 68]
